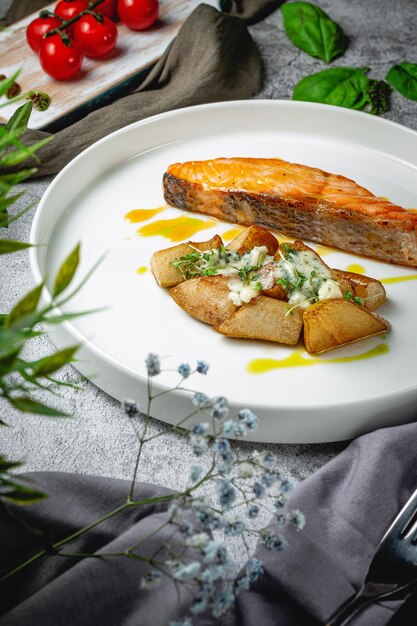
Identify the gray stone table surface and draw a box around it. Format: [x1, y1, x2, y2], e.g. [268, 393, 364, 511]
[1, 0, 417, 493]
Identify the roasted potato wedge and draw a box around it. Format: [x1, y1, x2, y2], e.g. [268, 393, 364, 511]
[215, 296, 303, 345]
[332, 269, 386, 311]
[150, 235, 223, 288]
[303, 299, 390, 354]
[169, 275, 237, 326]
[227, 225, 278, 256]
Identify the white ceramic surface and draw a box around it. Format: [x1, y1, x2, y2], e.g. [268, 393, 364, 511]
[30, 100, 417, 443]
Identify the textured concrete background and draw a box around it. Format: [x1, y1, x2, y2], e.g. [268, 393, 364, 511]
[1, 0, 417, 490]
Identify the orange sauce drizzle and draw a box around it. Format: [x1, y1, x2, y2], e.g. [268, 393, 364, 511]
[125, 207, 166, 223]
[137, 216, 216, 242]
[247, 343, 389, 374]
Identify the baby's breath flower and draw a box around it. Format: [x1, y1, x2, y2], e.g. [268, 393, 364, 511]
[145, 353, 161, 376]
[238, 408, 258, 431]
[190, 465, 203, 483]
[212, 590, 235, 617]
[139, 570, 162, 589]
[213, 437, 231, 456]
[192, 422, 209, 436]
[238, 462, 254, 479]
[192, 392, 209, 408]
[245, 557, 264, 582]
[191, 435, 207, 456]
[275, 513, 288, 527]
[179, 521, 194, 537]
[234, 574, 251, 594]
[224, 516, 246, 536]
[202, 539, 219, 563]
[217, 478, 236, 510]
[191, 596, 207, 614]
[233, 422, 246, 437]
[260, 529, 288, 552]
[178, 363, 191, 378]
[186, 532, 210, 549]
[261, 472, 277, 488]
[253, 481, 265, 499]
[280, 479, 293, 493]
[122, 399, 140, 417]
[254, 450, 274, 468]
[221, 419, 235, 437]
[247, 504, 260, 518]
[197, 508, 224, 530]
[211, 396, 229, 420]
[196, 360, 209, 375]
[274, 494, 286, 509]
[201, 563, 227, 582]
[173, 562, 201, 581]
[289, 509, 306, 530]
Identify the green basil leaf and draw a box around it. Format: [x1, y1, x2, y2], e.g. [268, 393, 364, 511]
[4, 102, 33, 140]
[53, 243, 80, 298]
[386, 62, 417, 101]
[293, 67, 370, 109]
[9, 396, 69, 417]
[33, 345, 79, 378]
[281, 2, 346, 63]
[0, 239, 32, 255]
[6, 283, 43, 327]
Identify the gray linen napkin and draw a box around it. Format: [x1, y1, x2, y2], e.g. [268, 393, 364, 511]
[1, 422, 416, 625]
[1, 1, 263, 177]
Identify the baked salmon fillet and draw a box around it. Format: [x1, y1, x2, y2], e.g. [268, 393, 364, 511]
[163, 157, 417, 267]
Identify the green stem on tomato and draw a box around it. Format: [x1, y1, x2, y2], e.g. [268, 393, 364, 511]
[44, 0, 106, 39]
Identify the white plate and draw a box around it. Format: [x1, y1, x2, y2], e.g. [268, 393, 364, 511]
[30, 100, 417, 443]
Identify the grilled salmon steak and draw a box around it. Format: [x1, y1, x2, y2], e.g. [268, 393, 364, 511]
[163, 157, 417, 267]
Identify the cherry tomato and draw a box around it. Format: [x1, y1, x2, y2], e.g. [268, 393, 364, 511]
[94, 0, 117, 19]
[117, 0, 158, 31]
[73, 14, 118, 59]
[54, 0, 89, 23]
[39, 34, 83, 80]
[26, 15, 62, 53]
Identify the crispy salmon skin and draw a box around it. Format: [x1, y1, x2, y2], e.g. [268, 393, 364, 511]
[163, 157, 417, 267]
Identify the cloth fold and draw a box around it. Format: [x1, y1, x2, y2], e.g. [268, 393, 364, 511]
[1, 2, 263, 177]
[1, 423, 416, 625]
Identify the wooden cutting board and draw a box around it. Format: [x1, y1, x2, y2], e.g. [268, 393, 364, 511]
[0, 0, 218, 131]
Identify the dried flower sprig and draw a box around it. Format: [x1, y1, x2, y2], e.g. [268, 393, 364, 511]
[0, 355, 304, 624]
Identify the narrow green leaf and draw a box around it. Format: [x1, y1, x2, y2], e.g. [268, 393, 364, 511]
[0, 239, 32, 255]
[53, 243, 80, 297]
[0, 199, 36, 229]
[0, 136, 52, 168]
[386, 62, 417, 101]
[4, 102, 33, 140]
[9, 396, 70, 417]
[33, 345, 79, 378]
[0, 71, 20, 98]
[0, 314, 7, 326]
[0, 456, 22, 471]
[44, 307, 106, 324]
[0, 169, 38, 187]
[6, 283, 43, 327]
[0, 347, 21, 373]
[1, 481, 47, 504]
[281, 2, 346, 63]
[293, 67, 370, 110]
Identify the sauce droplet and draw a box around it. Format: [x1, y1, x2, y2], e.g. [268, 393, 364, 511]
[222, 228, 244, 242]
[380, 274, 417, 284]
[137, 216, 216, 242]
[346, 263, 366, 274]
[136, 266, 148, 275]
[125, 207, 166, 223]
[247, 343, 389, 374]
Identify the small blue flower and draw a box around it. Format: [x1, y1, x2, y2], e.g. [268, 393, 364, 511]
[233, 422, 246, 437]
[274, 494, 286, 509]
[217, 478, 236, 510]
[225, 517, 246, 536]
[211, 396, 229, 420]
[145, 353, 161, 376]
[191, 434, 208, 456]
[122, 399, 140, 417]
[213, 437, 231, 455]
[191, 596, 208, 614]
[255, 450, 274, 467]
[198, 509, 224, 530]
[179, 521, 194, 537]
[221, 419, 236, 437]
[213, 396, 228, 408]
[192, 392, 209, 408]
[178, 363, 191, 378]
[238, 408, 258, 431]
[139, 570, 162, 589]
[245, 558, 264, 582]
[192, 422, 209, 436]
[201, 563, 227, 582]
[234, 574, 251, 594]
[190, 465, 203, 483]
[186, 532, 210, 548]
[173, 562, 201, 581]
[253, 481, 265, 499]
[261, 472, 277, 488]
[202, 540, 219, 563]
[261, 529, 288, 552]
[289, 509, 306, 530]
[275, 513, 288, 527]
[247, 504, 260, 518]
[212, 591, 235, 617]
[280, 479, 293, 493]
[196, 360, 209, 375]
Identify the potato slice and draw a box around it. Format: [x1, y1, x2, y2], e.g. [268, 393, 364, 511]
[215, 296, 303, 345]
[150, 235, 222, 288]
[303, 299, 390, 355]
[169, 275, 237, 326]
[227, 225, 278, 256]
[332, 269, 386, 311]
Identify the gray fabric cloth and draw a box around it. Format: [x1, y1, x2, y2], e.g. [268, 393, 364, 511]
[1, 2, 263, 177]
[1, 423, 416, 625]
[220, 0, 285, 25]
